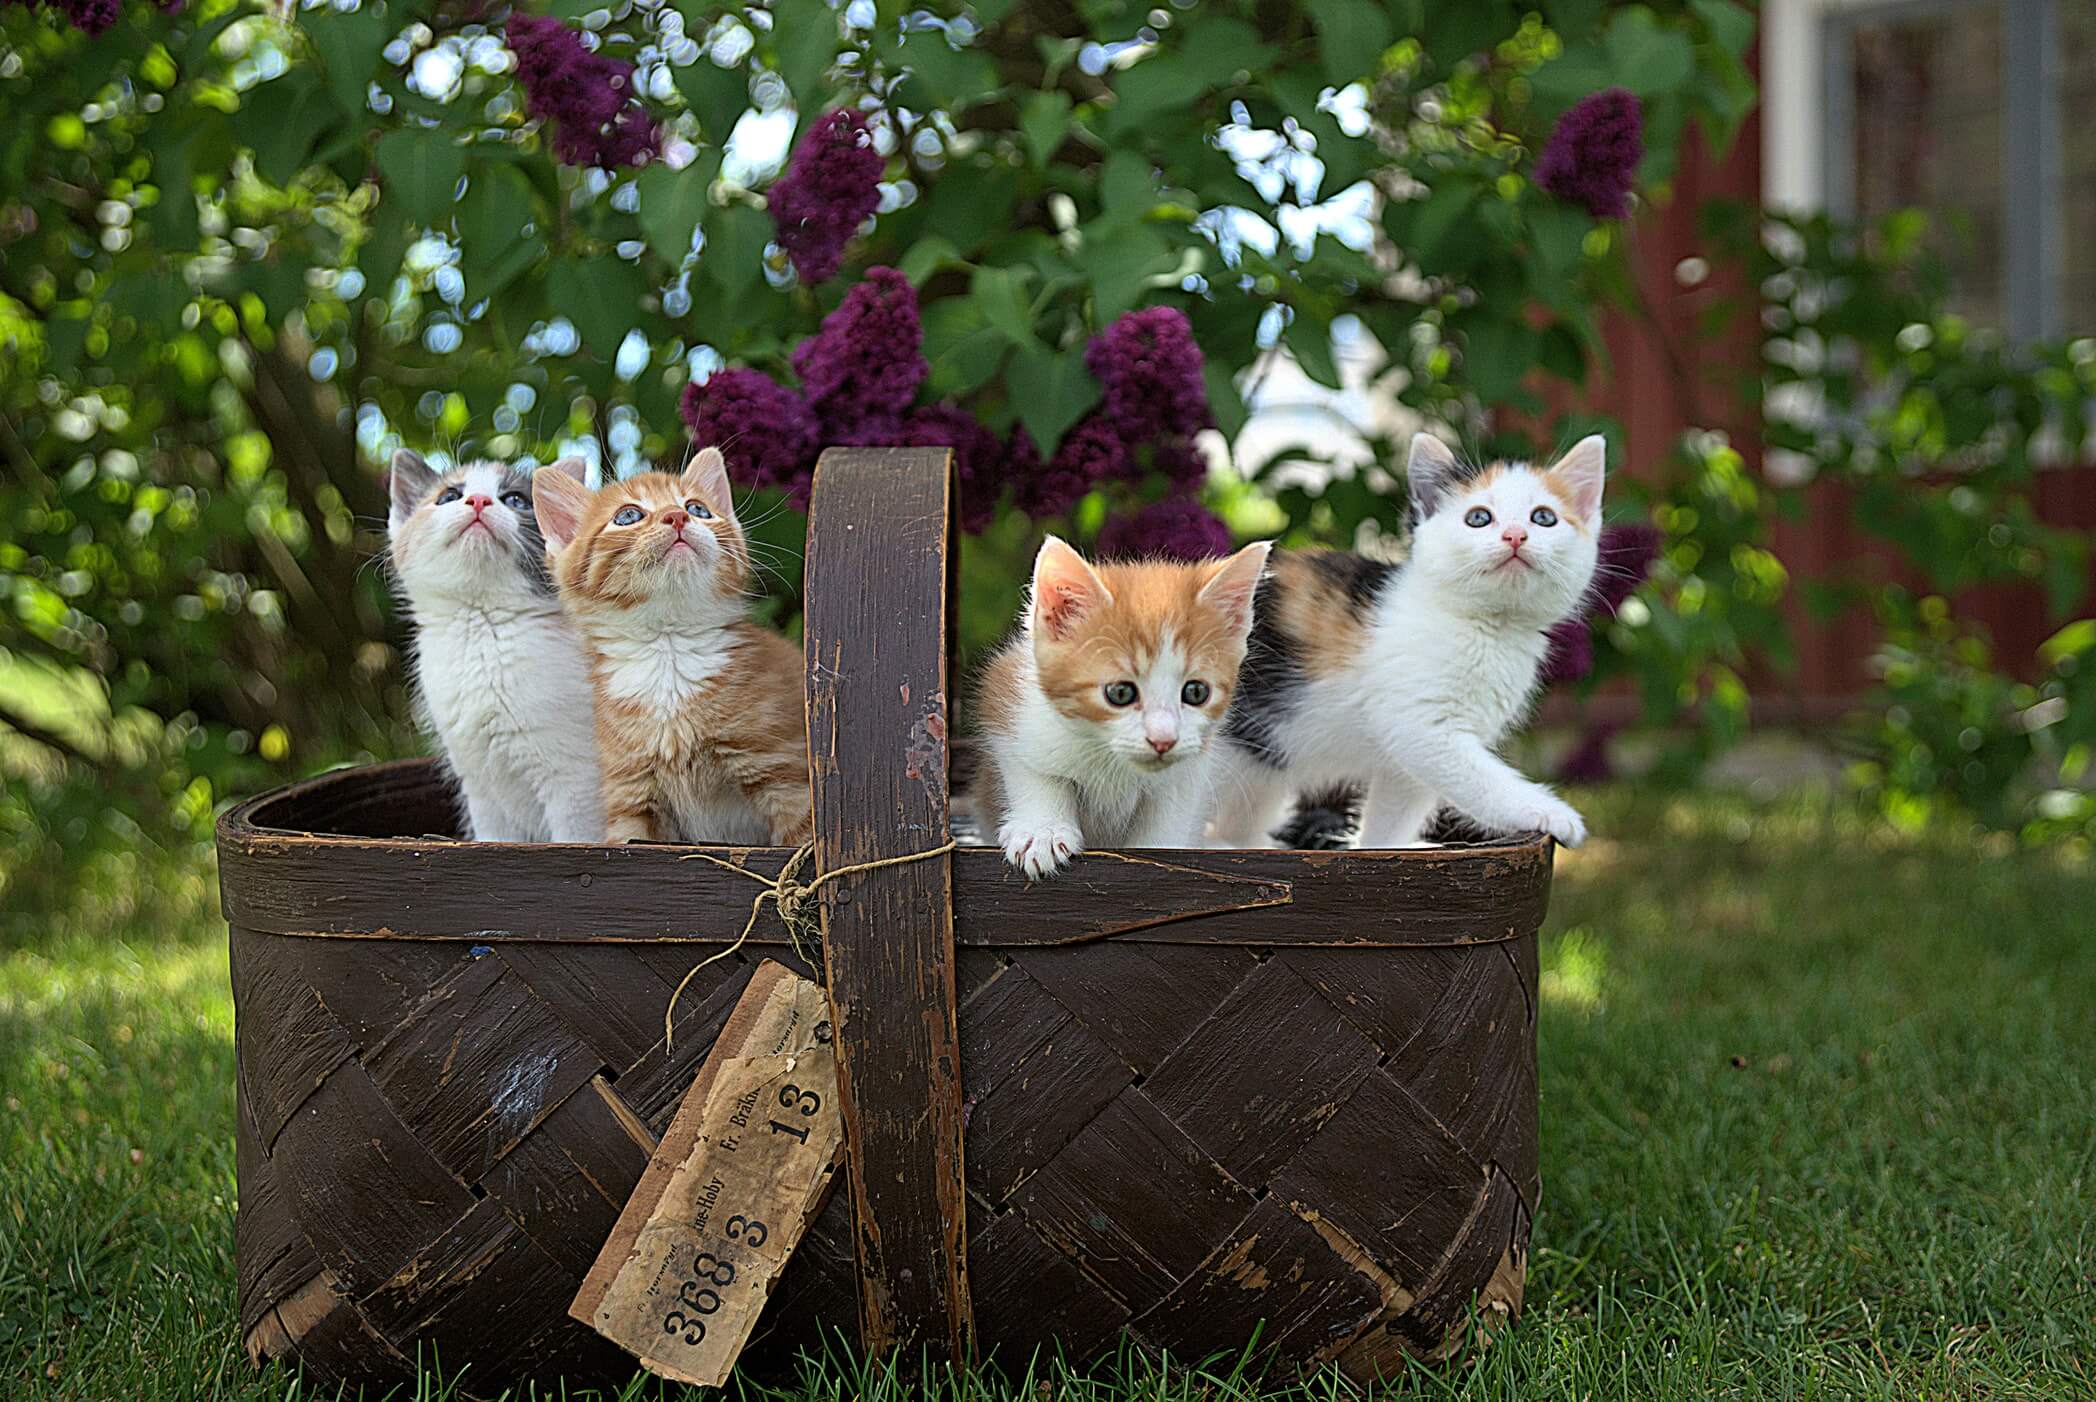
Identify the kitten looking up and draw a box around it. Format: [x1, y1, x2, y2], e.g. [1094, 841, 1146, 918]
[977, 535, 1271, 879]
[532, 448, 811, 846]
[385, 451, 605, 842]
[1212, 433, 1605, 850]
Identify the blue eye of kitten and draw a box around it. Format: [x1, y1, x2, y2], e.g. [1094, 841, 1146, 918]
[1181, 680, 1211, 706]
[1464, 507, 1493, 527]
[1530, 506, 1558, 527]
[612, 504, 644, 525]
[435, 487, 463, 505]
[501, 492, 529, 512]
[685, 499, 714, 520]
[1103, 681, 1139, 707]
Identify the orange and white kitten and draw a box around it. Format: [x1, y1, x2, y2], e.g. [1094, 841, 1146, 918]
[976, 536, 1271, 879]
[532, 448, 810, 846]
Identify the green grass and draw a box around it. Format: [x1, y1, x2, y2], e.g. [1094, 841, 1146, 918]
[3, 788, 2093, 1400]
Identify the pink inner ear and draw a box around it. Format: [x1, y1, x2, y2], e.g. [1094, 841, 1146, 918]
[1035, 579, 1090, 640]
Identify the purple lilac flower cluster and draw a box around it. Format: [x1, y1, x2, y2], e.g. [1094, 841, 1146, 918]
[1535, 87, 1644, 220]
[1094, 492, 1235, 563]
[506, 15, 658, 170]
[678, 368, 819, 505]
[1541, 521, 1663, 684]
[681, 266, 1030, 522]
[681, 272, 1229, 545]
[1072, 306, 1230, 557]
[7, 0, 122, 34]
[769, 110, 884, 286]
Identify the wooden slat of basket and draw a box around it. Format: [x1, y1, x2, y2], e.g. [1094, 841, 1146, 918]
[802, 445, 972, 1361]
[217, 812, 1549, 949]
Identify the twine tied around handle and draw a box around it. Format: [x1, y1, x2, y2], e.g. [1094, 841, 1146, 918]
[663, 838, 957, 1048]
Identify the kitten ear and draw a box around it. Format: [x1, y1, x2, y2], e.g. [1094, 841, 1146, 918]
[544, 455, 589, 487]
[1196, 540, 1272, 636]
[1030, 535, 1114, 643]
[1406, 433, 1463, 516]
[1548, 434, 1607, 521]
[532, 465, 592, 557]
[388, 450, 438, 528]
[680, 446, 735, 519]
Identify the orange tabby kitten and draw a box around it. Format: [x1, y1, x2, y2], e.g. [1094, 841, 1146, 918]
[976, 536, 1270, 878]
[532, 449, 811, 845]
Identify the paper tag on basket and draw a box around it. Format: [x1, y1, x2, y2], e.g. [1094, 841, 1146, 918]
[571, 959, 845, 1387]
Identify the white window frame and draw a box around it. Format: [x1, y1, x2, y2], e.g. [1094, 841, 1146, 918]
[1762, 0, 2064, 342]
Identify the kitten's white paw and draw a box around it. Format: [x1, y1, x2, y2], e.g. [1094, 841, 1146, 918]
[1527, 797, 1587, 848]
[1001, 821, 1085, 880]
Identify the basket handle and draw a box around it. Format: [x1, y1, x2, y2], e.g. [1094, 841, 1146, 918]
[801, 445, 972, 1363]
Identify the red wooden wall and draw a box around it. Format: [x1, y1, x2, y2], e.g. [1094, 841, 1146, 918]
[1583, 34, 2096, 716]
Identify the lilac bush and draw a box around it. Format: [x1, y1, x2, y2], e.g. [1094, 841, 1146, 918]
[1543, 522, 1663, 683]
[1085, 306, 1211, 442]
[791, 267, 925, 439]
[679, 368, 820, 503]
[1536, 87, 1644, 220]
[1095, 493, 1234, 562]
[769, 109, 884, 285]
[506, 15, 657, 169]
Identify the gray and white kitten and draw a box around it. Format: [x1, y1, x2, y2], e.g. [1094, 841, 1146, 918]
[387, 451, 604, 842]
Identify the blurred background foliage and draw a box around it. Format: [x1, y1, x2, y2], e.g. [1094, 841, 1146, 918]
[0, 0, 2090, 926]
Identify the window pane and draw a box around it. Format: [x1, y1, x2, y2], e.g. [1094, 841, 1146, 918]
[1848, 3, 2005, 330]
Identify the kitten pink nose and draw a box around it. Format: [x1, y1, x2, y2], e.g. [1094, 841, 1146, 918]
[662, 509, 688, 531]
[1501, 525, 1528, 551]
[465, 494, 493, 514]
[1148, 735, 1177, 755]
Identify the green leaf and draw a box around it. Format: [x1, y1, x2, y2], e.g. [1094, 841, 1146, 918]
[1284, 308, 1341, 390]
[235, 75, 342, 188]
[922, 297, 1008, 399]
[892, 27, 999, 113]
[924, 164, 1018, 257]
[971, 264, 1039, 347]
[1008, 347, 1101, 456]
[460, 164, 537, 297]
[1690, 0, 1756, 58]
[1101, 150, 1153, 214]
[674, 58, 750, 145]
[636, 157, 715, 265]
[899, 235, 959, 285]
[772, 0, 839, 109]
[1019, 90, 1072, 169]
[1528, 201, 1592, 276]
[148, 127, 199, 250]
[1605, 8, 1696, 98]
[1529, 42, 1614, 112]
[1075, 218, 1171, 323]
[2040, 619, 2096, 668]
[699, 202, 770, 301]
[551, 258, 648, 361]
[358, 198, 414, 292]
[1204, 359, 1247, 441]
[307, 3, 392, 116]
[1459, 317, 1540, 405]
[1308, 0, 1393, 85]
[376, 130, 465, 226]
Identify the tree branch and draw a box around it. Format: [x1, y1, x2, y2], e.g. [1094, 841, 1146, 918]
[0, 695, 107, 773]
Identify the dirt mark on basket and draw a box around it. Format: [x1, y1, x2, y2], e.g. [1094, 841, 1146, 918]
[904, 697, 948, 806]
[490, 1050, 561, 1150]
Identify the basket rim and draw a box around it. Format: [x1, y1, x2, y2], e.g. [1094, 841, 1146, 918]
[214, 758, 1554, 951]
[217, 754, 1554, 866]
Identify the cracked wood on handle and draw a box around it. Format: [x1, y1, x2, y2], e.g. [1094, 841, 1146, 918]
[801, 446, 972, 1362]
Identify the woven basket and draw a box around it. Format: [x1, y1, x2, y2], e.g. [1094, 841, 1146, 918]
[219, 447, 1550, 1390]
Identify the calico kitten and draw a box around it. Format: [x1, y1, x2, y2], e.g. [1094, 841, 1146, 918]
[977, 535, 1271, 879]
[532, 448, 810, 846]
[1211, 434, 1605, 850]
[386, 451, 605, 842]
